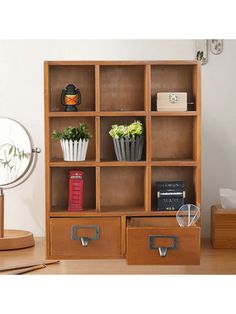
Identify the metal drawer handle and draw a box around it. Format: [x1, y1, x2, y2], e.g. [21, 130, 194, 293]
[149, 235, 177, 257]
[71, 225, 100, 247]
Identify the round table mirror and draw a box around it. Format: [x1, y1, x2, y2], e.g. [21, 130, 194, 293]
[0, 117, 40, 250]
[0, 117, 33, 187]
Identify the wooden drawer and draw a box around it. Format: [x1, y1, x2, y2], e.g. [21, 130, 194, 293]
[50, 217, 121, 259]
[127, 217, 200, 265]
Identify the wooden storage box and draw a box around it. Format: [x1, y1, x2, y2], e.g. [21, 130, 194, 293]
[127, 217, 200, 265]
[50, 217, 121, 259]
[211, 205, 236, 248]
[45, 61, 201, 265]
[157, 92, 187, 112]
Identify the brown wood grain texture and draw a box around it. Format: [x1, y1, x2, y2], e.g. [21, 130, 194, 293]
[49, 217, 121, 259]
[211, 205, 236, 248]
[96, 167, 100, 211]
[151, 116, 194, 160]
[0, 230, 35, 250]
[127, 217, 200, 265]
[100, 65, 145, 112]
[3, 237, 236, 274]
[0, 260, 59, 272]
[44, 62, 51, 258]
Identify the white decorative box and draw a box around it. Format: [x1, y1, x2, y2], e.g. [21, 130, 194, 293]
[157, 92, 187, 112]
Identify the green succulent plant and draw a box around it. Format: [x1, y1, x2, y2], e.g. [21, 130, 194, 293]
[52, 124, 92, 141]
[109, 120, 143, 139]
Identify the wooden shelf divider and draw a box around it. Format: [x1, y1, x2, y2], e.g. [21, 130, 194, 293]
[100, 111, 146, 116]
[145, 166, 151, 212]
[48, 112, 97, 117]
[96, 167, 100, 212]
[95, 64, 100, 112]
[145, 64, 151, 112]
[151, 111, 197, 117]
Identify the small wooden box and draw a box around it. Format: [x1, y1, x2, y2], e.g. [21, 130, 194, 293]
[211, 205, 236, 248]
[157, 92, 187, 111]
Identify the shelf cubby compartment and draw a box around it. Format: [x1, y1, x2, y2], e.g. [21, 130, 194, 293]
[50, 117, 96, 162]
[151, 64, 195, 111]
[100, 116, 146, 162]
[100, 65, 145, 111]
[151, 166, 196, 211]
[151, 116, 194, 162]
[51, 167, 96, 212]
[49, 65, 95, 112]
[100, 167, 145, 212]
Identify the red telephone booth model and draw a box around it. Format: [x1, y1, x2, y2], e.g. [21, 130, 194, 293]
[68, 170, 84, 211]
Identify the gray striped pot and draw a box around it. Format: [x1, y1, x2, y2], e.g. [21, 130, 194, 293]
[112, 135, 144, 161]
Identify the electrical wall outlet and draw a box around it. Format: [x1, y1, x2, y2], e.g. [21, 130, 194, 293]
[210, 40, 223, 55]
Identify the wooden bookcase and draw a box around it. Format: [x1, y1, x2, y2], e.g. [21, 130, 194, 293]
[45, 61, 201, 264]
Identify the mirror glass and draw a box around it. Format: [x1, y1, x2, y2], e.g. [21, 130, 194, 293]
[0, 118, 32, 186]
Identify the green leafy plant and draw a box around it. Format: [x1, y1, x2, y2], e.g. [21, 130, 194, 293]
[52, 124, 92, 141]
[109, 121, 143, 139]
[0, 143, 31, 181]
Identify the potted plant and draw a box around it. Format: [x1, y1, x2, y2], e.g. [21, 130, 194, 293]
[52, 124, 92, 161]
[109, 120, 144, 161]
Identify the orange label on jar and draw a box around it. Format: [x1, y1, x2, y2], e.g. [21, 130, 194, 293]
[65, 94, 78, 105]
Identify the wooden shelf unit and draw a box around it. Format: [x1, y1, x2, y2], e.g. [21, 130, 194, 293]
[45, 60, 201, 264]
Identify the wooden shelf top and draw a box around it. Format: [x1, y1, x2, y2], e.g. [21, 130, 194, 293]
[49, 159, 197, 167]
[48, 111, 198, 118]
[100, 205, 145, 213]
[46, 60, 199, 66]
[151, 111, 197, 117]
[49, 160, 97, 167]
[50, 209, 98, 217]
[48, 111, 97, 117]
[49, 208, 178, 217]
[212, 205, 236, 215]
[48, 111, 147, 117]
[49, 160, 147, 167]
[151, 159, 197, 167]
[100, 111, 146, 116]
[99, 161, 147, 167]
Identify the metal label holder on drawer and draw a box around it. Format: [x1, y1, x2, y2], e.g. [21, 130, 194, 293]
[71, 225, 100, 247]
[149, 235, 178, 257]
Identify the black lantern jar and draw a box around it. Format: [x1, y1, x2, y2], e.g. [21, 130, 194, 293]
[61, 84, 81, 112]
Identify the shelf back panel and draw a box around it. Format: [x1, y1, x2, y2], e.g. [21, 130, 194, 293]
[100, 116, 146, 161]
[100, 65, 145, 111]
[49, 65, 95, 112]
[151, 166, 195, 210]
[151, 65, 194, 111]
[152, 116, 194, 160]
[50, 117, 96, 161]
[100, 167, 145, 209]
[51, 167, 96, 210]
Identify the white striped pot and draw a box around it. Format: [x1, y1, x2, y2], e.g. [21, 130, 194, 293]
[60, 139, 89, 161]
